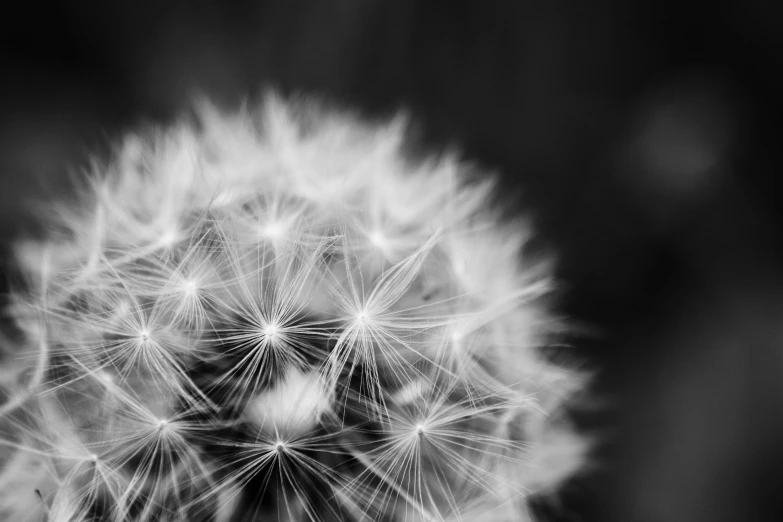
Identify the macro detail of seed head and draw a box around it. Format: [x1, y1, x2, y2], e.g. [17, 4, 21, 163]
[0, 93, 586, 521]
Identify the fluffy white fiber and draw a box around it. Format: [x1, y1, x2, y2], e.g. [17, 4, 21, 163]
[0, 92, 585, 521]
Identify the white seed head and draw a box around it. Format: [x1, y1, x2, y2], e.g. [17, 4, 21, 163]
[2, 92, 586, 522]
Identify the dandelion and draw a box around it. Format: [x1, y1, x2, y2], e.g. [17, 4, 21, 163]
[1, 92, 586, 521]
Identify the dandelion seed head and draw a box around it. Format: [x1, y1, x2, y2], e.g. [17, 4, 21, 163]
[3, 92, 586, 522]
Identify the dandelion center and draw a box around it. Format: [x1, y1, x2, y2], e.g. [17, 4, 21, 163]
[369, 230, 386, 248]
[262, 222, 284, 238]
[183, 279, 198, 294]
[264, 323, 279, 338]
[160, 228, 179, 248]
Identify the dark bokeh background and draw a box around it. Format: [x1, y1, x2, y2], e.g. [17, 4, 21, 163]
[2, 1, 783, 520]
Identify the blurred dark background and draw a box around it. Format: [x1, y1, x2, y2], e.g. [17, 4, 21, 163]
[2, 1, 783, 520]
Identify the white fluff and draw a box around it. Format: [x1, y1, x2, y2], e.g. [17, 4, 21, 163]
[0, 92, 585, 522]
[245, 368, 331, 436]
